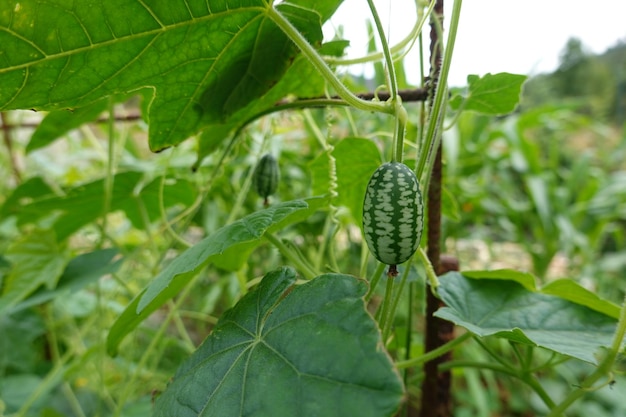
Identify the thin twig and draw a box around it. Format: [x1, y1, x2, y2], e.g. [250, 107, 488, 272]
[1, 88, 430, 131]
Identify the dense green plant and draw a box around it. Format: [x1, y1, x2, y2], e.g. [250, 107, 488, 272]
[444, 107, 626, 298]
[1, 1, 625, 416]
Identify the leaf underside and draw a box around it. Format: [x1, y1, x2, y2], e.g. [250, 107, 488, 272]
[154, 267, 404, 417]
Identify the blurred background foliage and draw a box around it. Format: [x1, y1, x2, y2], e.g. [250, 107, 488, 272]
[444, 37, 626, 304]
[0, 36, 625, 416]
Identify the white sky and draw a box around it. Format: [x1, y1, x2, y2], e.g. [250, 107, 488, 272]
[323, 0, 626, 86]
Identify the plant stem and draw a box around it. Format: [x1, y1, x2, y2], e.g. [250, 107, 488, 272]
[524, 373, 558, 411]
[365, 0, 409, 163]
[226, 141, 264, 224]
[314, 214, 333, 271]
[439, 359, 557, 410]
[386, 260, 413, 340]
[359, 238, 369, 279]
[366, 262, 387, 301]
[100, 97, 116, 248]
[326, 0, 437, 67]
[17, 314, 98, 416]
[393, 103, 408, 162]
[439, 360, 519, 378]
[264, 233, 317, 280]
[366, 0, 398, 101]
[266, 6, 392, 115]
[302, 109, 341, 273]
[170, 300, 197, 353]
[1, 112, 22, 184]
[159, 174, 193, 248]
[396, 332, 471, 369]
[417, 247, 440, 291]
[416, 0, 462, 180]
[379, 274, 396, 338]
[419, 3, 455, 411]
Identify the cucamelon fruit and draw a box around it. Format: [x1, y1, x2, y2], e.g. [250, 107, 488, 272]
[362, 162, 424, 270]
[253, 154, 279, 205]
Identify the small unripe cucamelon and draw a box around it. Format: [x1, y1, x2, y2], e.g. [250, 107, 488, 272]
[253, 154, 279, 205]
[362, 162, 424, 268]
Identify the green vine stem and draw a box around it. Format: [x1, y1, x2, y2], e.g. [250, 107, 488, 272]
[366, 0, 398, 101]
[266, 6, 392, 115]
[546, 295, 626, 417]
[302, 109, 341, 272]
[415, 0, 462, 180]
[264, 232, 318, 280]
[364, 0, 409, 163]
[326, 0, 437, 68]
[226, 133, 271, 224]
[17, 315, 97, 416]
[359, 238, 370, 278]
[392, 102, 408, 162]
[159, 173, 193, 248]
[383, 259, 413, 341]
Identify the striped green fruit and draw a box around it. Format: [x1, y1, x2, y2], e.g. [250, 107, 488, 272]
[362, 162, 424, 266]
[253, 154, 280, 201]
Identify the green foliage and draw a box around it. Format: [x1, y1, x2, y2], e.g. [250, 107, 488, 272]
[10, 248, 122, 314]
[362, 162, 424, 266]
[437, 271, 620, 364]
[3, 172, 197, 240]
[444, 106, 626, 287]
[154, 267, 404, 416]
[107, 199, 311, 355]
[450, 72, 527, 114]
[310, 137, 382, 223]
[0, 2, 625, 417]
[1, 230, 68, 314]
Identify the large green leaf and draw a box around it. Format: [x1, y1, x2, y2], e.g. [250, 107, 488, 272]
[107, 199, 310, 355]
[0, 0, 332, 151]
[154, 267, 404, 416]
[0, 230, 68, 314]
[450, 73, 527, 115]
[435, 272, 621, 364]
